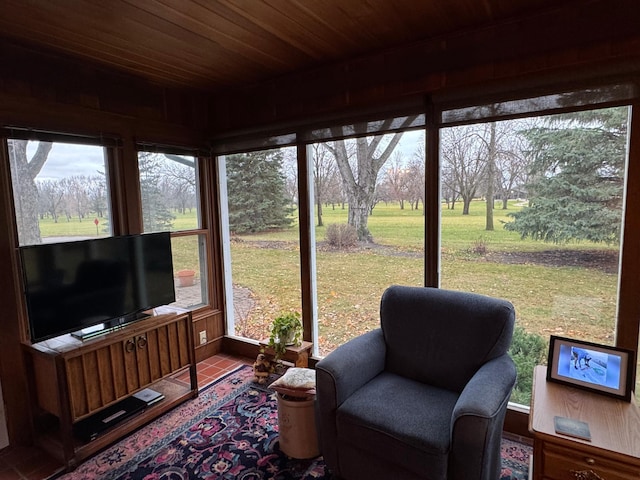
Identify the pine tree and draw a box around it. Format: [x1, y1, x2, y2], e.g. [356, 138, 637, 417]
[138, 152, 175, 232]
[226, 150, 293, 233]
[505, 107, 628, 244]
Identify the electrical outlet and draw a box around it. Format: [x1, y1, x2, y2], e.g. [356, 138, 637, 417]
[199, 330, 207, 345]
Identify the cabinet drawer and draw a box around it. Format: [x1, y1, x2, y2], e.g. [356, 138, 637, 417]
[542, 444, 639, 480]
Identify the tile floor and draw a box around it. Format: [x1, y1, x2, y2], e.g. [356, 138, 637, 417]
[177, 352, 253, 388]
[0, 353, 251, 480]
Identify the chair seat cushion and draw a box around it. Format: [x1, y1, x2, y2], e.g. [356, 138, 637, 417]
[336, 371, 459, 478]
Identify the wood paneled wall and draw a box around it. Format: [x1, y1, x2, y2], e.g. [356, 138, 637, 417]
[0, 40, 222, 446]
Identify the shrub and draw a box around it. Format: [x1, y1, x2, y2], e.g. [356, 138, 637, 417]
[470, 236, 488, 255]
[326, 223, 358, 248]
[509, 326, 548, 405]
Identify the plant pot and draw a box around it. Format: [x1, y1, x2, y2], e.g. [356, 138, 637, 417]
[281, 330, 297, 346]
[176, 269, 196, 287]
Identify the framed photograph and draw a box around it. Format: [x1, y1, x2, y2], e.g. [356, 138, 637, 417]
[546, 336, 635, 402]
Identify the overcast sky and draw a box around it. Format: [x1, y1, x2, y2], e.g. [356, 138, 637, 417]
[28, 131, 424, 182]
[29, 142, 106, 181]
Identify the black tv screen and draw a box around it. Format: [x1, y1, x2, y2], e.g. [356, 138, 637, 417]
[20, 232, 176, 343]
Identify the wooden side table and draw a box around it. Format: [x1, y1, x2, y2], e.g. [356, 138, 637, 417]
[529, 365, 640, 480]
[258, 339, 313, 367]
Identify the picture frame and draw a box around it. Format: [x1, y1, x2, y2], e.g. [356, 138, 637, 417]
[546, 335, 635, 402]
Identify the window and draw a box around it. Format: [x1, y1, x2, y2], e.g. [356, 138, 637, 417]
[137, 151, 208, 310]
[8, 139, 112, 246]
[310, 131, 425, 356]
[211, 84, 638, 406]
[219, 147, 302, 342]
[439, 106, 631, 405]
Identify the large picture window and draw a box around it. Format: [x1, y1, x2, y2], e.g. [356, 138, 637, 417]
[439, 107, 631, 404]
[213, 84, 638, 408]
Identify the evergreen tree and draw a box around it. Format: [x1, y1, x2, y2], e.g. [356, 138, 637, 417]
[508, 326, 547, 405]
[505, 107, 628, 244]
[226, 150, 293, 233]
[138, 152, 175, 232]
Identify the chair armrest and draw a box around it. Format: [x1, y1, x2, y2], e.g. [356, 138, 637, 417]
[315, 328, 386, 473]
[315, 328, 386, 408]
[452, 354, 516, 420]
[449, 354, 517, 480]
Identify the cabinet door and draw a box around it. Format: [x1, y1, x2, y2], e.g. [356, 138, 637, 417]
[66, 342, 127, 420]
[122, 318, 191, 394]
[65, 314, 192, 421]
[122, 334, 148, 393]
[149, 317, 191, 379]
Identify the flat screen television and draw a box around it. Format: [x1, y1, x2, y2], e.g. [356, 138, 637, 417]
[20, 232, 176, 343]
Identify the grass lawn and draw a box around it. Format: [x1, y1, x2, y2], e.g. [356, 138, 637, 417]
[226, 200, 618, 346]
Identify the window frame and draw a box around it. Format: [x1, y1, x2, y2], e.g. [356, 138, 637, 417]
[135, 147, 214, 314]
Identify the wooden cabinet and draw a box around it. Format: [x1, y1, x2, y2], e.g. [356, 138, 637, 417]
[24, 312, 198, 470]
[529, 365, 640, 480]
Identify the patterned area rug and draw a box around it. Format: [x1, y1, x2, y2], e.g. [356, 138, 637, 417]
[55, 365, 531, 479]
[501, 437, 532, 480]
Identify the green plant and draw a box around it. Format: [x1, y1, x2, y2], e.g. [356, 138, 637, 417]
[508, 326, 548, 405]
[268, 312, 303, 360]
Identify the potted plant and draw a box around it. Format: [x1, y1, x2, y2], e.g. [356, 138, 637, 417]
[176, 269, 196, 287]
[268, 312, 303, 361]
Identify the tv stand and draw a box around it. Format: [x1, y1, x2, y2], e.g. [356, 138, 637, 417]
[23, 312, 197, 470]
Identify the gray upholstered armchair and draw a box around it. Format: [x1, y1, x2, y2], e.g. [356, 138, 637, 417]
[315, 285, 516, 480]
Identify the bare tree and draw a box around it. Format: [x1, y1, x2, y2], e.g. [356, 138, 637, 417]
[494, 118, 540, 209]
[65, 176, 90, 221]
[37, 179, 65, 224]
[325, 169, 345, 210]
[327, 117, 416, 242]
[281, 148, 298, 208]
[86, 174, 108, 218]
[473, 121, 530, 229]
[312, 143, 338, 227]
[440, 126, 487, 215]
[476, 120, 536, 229]
[441, 161, 458, 210]
[161, 153, 197, 214]
[383, 152, 410, 209]
[406, 143, 425, 212]
[484, 122, 497, 230]
[160, 162, 196, 214]
[495, 138, 529, 209]
[7, 139, 53, 244]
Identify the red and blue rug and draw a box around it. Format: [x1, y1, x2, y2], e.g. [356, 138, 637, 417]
[56, 365, 531, 479]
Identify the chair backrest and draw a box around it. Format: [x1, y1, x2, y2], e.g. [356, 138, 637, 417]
[380, 285, 515, 393]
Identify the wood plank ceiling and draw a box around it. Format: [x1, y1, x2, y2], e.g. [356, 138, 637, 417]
[0, 0, 576, 93]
